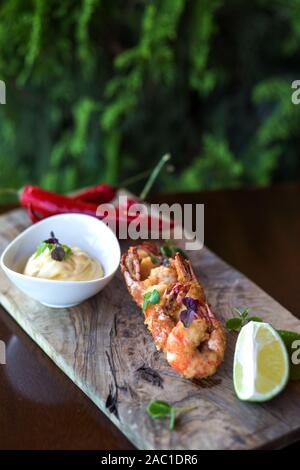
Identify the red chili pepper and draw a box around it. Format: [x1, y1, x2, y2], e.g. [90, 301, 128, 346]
[16, 155, 174, 232]
[20, 185, 99, 218]
[20, 185, 173, 233]
[72, 183, 115, 205]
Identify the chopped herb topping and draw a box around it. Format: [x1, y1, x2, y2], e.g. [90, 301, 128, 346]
[160, 241, 188, 259]
[34, 241, 53, 258]
[34, 232, 72, 262]
[226, 307, 263, 332]
[143, 289, 161, 311]
[160, 244, 173, 258]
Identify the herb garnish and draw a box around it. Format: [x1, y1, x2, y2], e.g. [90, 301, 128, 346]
[34, 231, 72, 262]
[179, 297, 199, 327]
[143, 289, 161, 311]
[160, 241, 188, 259]
[226, 307, 263, 332]
[147, 400, 197, 430]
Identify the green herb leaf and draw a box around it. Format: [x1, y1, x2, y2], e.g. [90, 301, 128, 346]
[34, 233, 72, 262]
[160, 241, 188, 259]
[143, 289, 160, 311]
[169, 408, 176, 430]
[147, 400, 197, 431]
[62, 244, 72, 260]
[147, 400, 172, 418]
[226, 317, 243, 331]
[142, 293, 150, 312]
[149, 289, 160, 304]
[34, 242, 53, 258]
[247, 316, 263, 323]
[227, 307, 257, 331]
[277, 329, 300, 342]
[234, 307, 250, 319]
[160, 245, 173, 257]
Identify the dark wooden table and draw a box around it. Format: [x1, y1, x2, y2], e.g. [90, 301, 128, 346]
[0, 183, 299, 450]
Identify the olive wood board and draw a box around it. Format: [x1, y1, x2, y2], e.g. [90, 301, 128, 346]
[0, 207, 300, 450]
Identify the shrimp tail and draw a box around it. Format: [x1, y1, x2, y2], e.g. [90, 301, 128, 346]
[174, 253, 197, 283]
[121, 250, 145, 305]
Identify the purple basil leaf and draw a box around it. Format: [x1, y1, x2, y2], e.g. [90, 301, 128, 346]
[179, 309, 188, 326]
[180, 308, 198, 328]
[44, 231, 59, 245]
[45, 238, 59, 244]
[182, 297, 198, 312]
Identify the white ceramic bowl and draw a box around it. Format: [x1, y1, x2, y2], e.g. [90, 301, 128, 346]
[0, 213, 121, 308]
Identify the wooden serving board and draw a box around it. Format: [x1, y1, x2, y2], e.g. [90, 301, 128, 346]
[1, 208, 300, 450]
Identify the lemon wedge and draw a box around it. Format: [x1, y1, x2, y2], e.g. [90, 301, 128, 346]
[233, 321, 289, 401]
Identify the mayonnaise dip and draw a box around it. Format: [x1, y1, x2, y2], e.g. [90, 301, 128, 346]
[24, 246, 104, 281]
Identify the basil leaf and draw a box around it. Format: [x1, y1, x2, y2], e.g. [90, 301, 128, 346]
[234, 307, 250, 319]
[147, 400, 171, 418]
[160, 245, 173, 257]
[34, 241, 52, 258]
[143, 289, 160, 311]
[142, 292, 151, 312]
[34, 236, 72, 261]
[149, 289, 160, 305]
[160, 242, 188, 259]
[277, 329, 300, 342]
[226, 317, 243, 331]
[147, 400, 198, 431]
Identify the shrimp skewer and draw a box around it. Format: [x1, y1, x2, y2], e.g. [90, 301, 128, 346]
[121, 243, 226, 379]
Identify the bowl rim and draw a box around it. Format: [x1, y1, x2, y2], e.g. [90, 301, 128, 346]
[0, 213, 121, 286]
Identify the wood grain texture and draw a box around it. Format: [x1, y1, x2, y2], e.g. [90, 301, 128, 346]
[0, 208, 300, 450]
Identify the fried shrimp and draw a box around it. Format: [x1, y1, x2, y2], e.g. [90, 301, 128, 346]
[166, 302, 226, 379]
[121, 242, 226, 378]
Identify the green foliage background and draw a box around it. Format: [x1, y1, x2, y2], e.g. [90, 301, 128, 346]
[0, 0, 300, 193]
